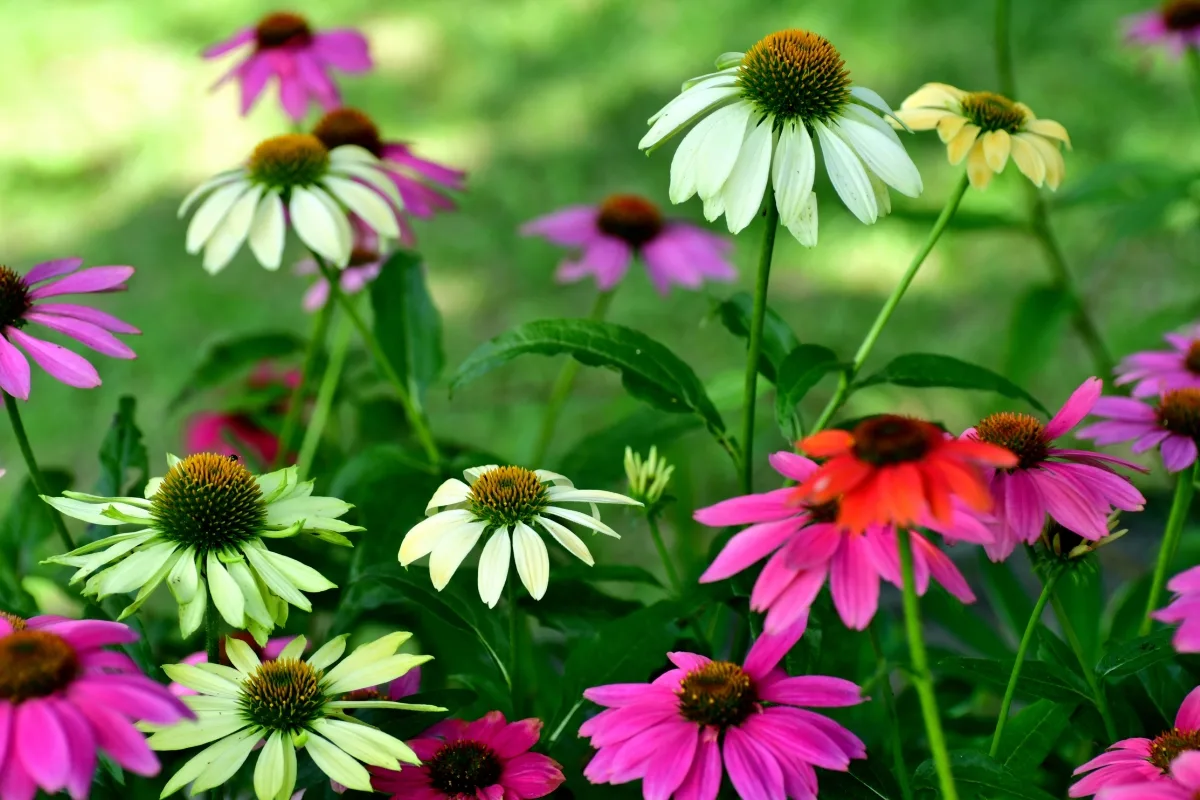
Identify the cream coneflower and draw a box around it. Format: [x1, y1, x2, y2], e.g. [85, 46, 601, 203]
[43, 454, 362, 641]
[399, 465, 641, 607]
[151, 633, 438, 800]
[180, 133, 403, 274]
[638, 30, 922, 246]
[891, 84, 1071, 191]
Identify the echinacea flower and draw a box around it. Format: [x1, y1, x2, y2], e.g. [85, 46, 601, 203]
[581, 621, 866, 799]
[180, 134, 403, 273]
[0, 614, 191, 800]
[795, 415, 1017, 532]
[372, 712, 565, 800]
[963, 378, 1146, 562]
[892, 83, 1071, 190]
[0, 258, 138, 399]
[44, 453, 361, 640]
[1097, 752, 1200, 800]
[296, 216, 386, 312]
[204, 12, 371, 121]
[1124, 2, 1200, 56]
[1078, 390, 1200, 472]
[639, 30, 922, 246]
[168, 633, 299, 697]
[151, 633, 437, 799]
[1114, 323, 1200, 398]
[1153, 566, 1200, 652]
[696, 451, 984, 633]
[1071, 685, 1200, 797]
[521, 195, 736, 294]
[400, 466, 641, 606]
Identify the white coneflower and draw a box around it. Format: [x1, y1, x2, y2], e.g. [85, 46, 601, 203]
[180, 133, 404, 273]
[399, 465, 641, 607]
[639, 30, 922, 246]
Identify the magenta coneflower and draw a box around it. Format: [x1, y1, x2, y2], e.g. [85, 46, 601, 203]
[205, 12, 372, 120]
[1079, 390, 1200, 472]
[0, 613, 191, 800]
[696, 451, 985, 633]
[582, 621, 865, 799]
[1115, 324, 1200, 397]
[296, 217, 386, 312]
[522, 194, 737, 295]
[1096, 751, 1200, 800]
[0, 258, 137, 399]
[1124, 2, 1200, 56]
[964, 378, 1146, 562]
[372, 712, 564, 800]
[1071, 686, 1200, 797]
[1154, 566, 1200, 652]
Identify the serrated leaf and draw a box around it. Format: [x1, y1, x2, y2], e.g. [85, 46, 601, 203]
[937, 656, 1090, 703]
[996, 700, 1076, 772]
[711, 292, 799, 383]
[1005, 285, 1073, 384]
[369, 249, 444, 400]
[856, 353, 1047, 414]
[94, 396, 148, 499]
[1096, 630, 1177, 680]
[773, 344, 842, 441]
[170, 332, 305, 410]
[914, 750, 1061, 800]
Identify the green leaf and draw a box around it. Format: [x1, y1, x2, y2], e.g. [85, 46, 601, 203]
[449, 319, 727, 440]
[2, 470, 72, 552]
[856, 353, 1047, 414]
[369, 249, 445, 400]
[923, 586, 1011, 660]
[557, 407, 701, 485]
[1004, 285, 1073, 385]
[1104, 574, 1152, 645]
[976, 551, 1034, 647]
[937, 656, 1090, 703]
[170, 332, 305, 410]
[914, 751, 1060, 800]
[94, 396, 149, 499]
[1096, 630, 1177, 680]
[1139, 662, 1190, 726]
[773, 344, 842, 441]
[996, 700, 1076, 772]
[710, 292, 799, 383]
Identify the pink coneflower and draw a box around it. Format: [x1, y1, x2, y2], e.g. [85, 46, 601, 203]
[0, 613, 191, 800]
[372, 712, 564, 800]
[581, 621, 865, 799]
[296, 217, 386, 312]
[205, 12, 372, 121]
[1124, 2, 1200, 56]
[963, 378, 1146, 562]
[0, 258, 137, 399]
[1097, 751, 1200, 800]
[696, 451, 985, 633]
[183, 362, 299, 466]
[1115, 324, 1200, 397]
[521, 194, 737, 295]
[1071, 686, 1200, 797]
[1079, 389, 1200, 472]
[1154, 566, 1200, 652]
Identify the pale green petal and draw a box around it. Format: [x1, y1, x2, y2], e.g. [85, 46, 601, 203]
[254, 731, 287, 800]
[42, 495, 128, 525]
[160, 727, 261, 798]
[326, 654, 433, 695]
[399, 509, 476, 565]
[306, 635, 347, 672]
[278, 636, 307, 661]
[260, 549, 336, 593]
[276, 737, 297, 800]
[328, 701, 446, 712]
[182, 695, 240, 715]
[227, 558, 273, 627]
[303, 732, 372, 792]
[166, 453, 182, 468]
[190, 728, 263, 794]
[100, 503, 155, 524]
[47, 528, 157, 559]
[224, 637, 261, 676]
[144, 476, 163, 499]
[545, 487, 641, 506]
[47, 532, 158, 583]
[207, 552, 246, 628]
[266, 496, 354, 525]
[117, 548, 181, 619]
[310, 718, 408, 769]
[162, 664, 241, 698]
[180, 578, 207, 638]
[194, 662, 247, 684]
[256, 467, 297, 504]
[167, 548, 200, 604]
[148, 717, 253, 751]
[320, 631, 411, 688]
[533, 469, 573, 487]
[96, 541, 178, 596]
[241, 543, 311, 610]
[63, 491, 152, 508]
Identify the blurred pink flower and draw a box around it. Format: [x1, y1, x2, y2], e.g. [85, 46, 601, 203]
[1078, 389, 1200, 472]
[1155, 566, 1200, 652]
[1097, 752, 1200, 800]
[0, 258, 137, 399]
[1115, 323, 1200, 397]
[183, 361, 300, 466]
[522, 194, 737, 295]
[204, 12, 372, 121]
[1124, 2, 1200, 56]
[295, 217, 386, 312]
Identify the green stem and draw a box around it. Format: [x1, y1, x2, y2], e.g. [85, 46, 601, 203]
[811, 174, 970, 432]
[5, 394, 74, 551]
[1186, 46, 1200, 122]
[868, 623, 913, 800]
[205, 596, 220, 665]
[896, 528, 959, 800]
[531, 289, 615, 465]
[989, 568, 1061, 757]
[1051, 592, 1118, 741]
[316, 258, 441, 468]
[739, 199, 780, 492]
[1142, 462, 1198, 635]
[994, 0, 1016, 98]
[646, 513, 683, 596]
[508, 580, 522, 717]
[272, 293, 334, 471]
[296, 310, 353, 479]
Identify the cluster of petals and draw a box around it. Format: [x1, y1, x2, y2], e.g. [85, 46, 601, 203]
[1096, 752, 1200, 800]
[1079, 394, 1200, 473]
[1113, 324, 1200, 397]
[1154, 566, 1200, 653]
[1123, 5, 1200, 56]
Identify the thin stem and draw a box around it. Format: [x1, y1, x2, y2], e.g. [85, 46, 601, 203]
[989, 568, 1061, 757]
[739, 199, 780, 493]
[896, 528, 959, 800]
[296, 310, 353, 479]
[646, 513, 683, 596]
[531, 289, 616, 464]
[811, 174, 970, 432]
[316, 258, 440, 467]
[508, 580, 522, 717]
[1051, 592, 1118, 741]
[272, 292, 335, 471]
[868, 623, 913, 800]
[994, 0, 1016, 98]
[205, 596, 220, 665]
[1142, 462, 1198, 635]
[1186, 46, 1200, 122]
[5, 394, 74, 551]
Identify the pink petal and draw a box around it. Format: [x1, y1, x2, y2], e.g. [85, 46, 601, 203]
[914, 534, 976, 602]
[0, 333, 31, 399]
[520, 206, 600, 246]
[768, 452, 818, 482]
[499, 751, 564, 798]
[583, 684, 664, 709]
[743, 618, 807, 680]
[7, 329, 100, 389]
[75, 702, 160, 776]
[1174, 751, 1200, 788]
[32, 304, 139, 335]
[277, 72, 310, 121]
[1001, 471, 1048, 543]
[758, 566, 824, 634]
[463, 711, 507, 744]
[783, 522, 844, 570]
[723, 726, 785, 800]
[557, 238, 632, 290]
[694, 488, 801, 527]
[16, 700, 69, 792]
[581, 703, 680, 748]
[238, 54, 274, 114]
[0, 704, 10, 777]
[674, 734, 722, 800]
[26, 313, 135, 359]
[491, 718, 541, 759]
[642, 722, 698, 800]
[757, 675, 863, 707]
[741, 709, 850, 771]
[1045, 377, 1101, 439]
[23, 258, 82, 286]
[1091, 396, 1158, 421]
[1170, 566, 1200, 593]
[699, 517, 801, 582]
[1029, 467, 1110, 540]
[829, 534, 879, 630]
[293, 50, 339, 110]
[1177, 686, 1200, 730]
[1162, 436, 1199, 472]
[1076, 420, 1156, 446]
[667, 652, 711, 673]
[70, 677, 190, 725]
[0, 754, 36, 800]
[49, 700, 97, 800]
[312, 30, 373, 72]
[381, 144, 466, 189]
[203, 28, 255, 58]
[28, 267, 133, 300]
[47, 620, 137, 651]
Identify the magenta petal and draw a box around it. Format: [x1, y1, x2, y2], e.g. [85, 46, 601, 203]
[520, 206, 600, 246]
[1091, 396, 1158, 421]
[16, 700, 69, 792]
[743, 618, 807, 680]
[0, 753, 36, 800]
[0, 704, 11, 778]
[829, 535, 879, 630]
[1176, 687, 1200, 730]
[203, 28, 255, 58]
[312, 30, 373, 72]
[50, 700, 96, 800]
[674, 734, 722, 800]
[1045, 377, 1101, 438]
[277, 72, 310, 122]
[6, 329, 101, 389]
[767, 451, 818, 482]
[914, 534, 976, 602]
[1161, 436, 1199, 473]
[490, 718, 541, 760]
[238, 54, 274, 114]
[32, 304, 139, 335]
[28, 266, 133, 299]
[641, 722, 698, 800]
[694, 488, 800, 527]
[51, 619, 138, 651]
[1169, 566, 1200, 593]
[699, 517, 799, 583]
[758, 675, 863, 708]
[666, 652, 710, 673]
[0, 333, 32, 400]
[26, 313, 136, 359]
[75, 703, 159, 776]
[723, 726, 785, 800]
[23, 258, 82, 286]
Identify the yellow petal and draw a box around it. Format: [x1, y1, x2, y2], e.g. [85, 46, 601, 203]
[980, 130, 1011, 172]
[1009, 134, 1046, 187]
[891, 108, 954, 131]
[899, 82, 965, 110]
[936, 115, 968, 144]
[1025, 118, 1071, 149]
[966, 141, 994, 190]
[1014, 101, 1036, 119]
[946, 124, 980, 165]
[1024, 134, 1065, 190]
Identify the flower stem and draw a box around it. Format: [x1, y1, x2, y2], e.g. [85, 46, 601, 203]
[1051, 592, 1118, 741]
[1142, 462, 1198, 636]
[272, 292, 335, 471]
[989, 567, 1061, 757]
[4, 393, 74, 551]
[507, 579, 523, 717]
[530, 289, 616, 465]
[296, 310, 353, 480]
[316, 257, 441, 468]
[740, 199, 780, 492]
[811, 174, 970, 432]
[895, 528, 959, 800]
[646, 512, 682, 596]
[994, 0, 1016, 98]
[868, 622, 913, 800]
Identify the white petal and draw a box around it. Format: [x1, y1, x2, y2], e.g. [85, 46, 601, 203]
[681, 70, 740, 93]
[203, 184, 264, 274]
[695, 101, 755, 200]
[180, 578, 207, 639]
[206, 552, 246, 628]
[224, 636, 262, 675]
[533, 469, 573, 487]
[512, 522, 550, 601]
[545, 487, 641, 506]
[702, 188, 725, 222]
[463, 464, 499, 483]
[256, 467, 297, 504]
[476, 528, 511, 608]
[160, 727, 262, 798]
[227, 559, 273, 627]
[815, 120, 877, 224]
[248, 191, 286, 271]
[328, 144, 378, 164]
[425, 479, 471, 513]
[167, 548, 200, 604]
[772, 122, 816, 232]
[536, 515, 594, 566]
[722, 115, 775, 234]
[241, 544, 311, 610]
[715, 51, 744, 69]
[543, 505, 621, 538]
[782, 191, 819, 247]
[254, 731, 287, 800]
[144, 477, 162, 499]
[43, 496, 132, 526]
[834, 116, 922, 198]
[399, 509, 477, 565]
[306, 634, 347, 672]
[307, 184, 354, 265]
[260, 549, 336, 593]
[321, 631, 411, 688]
[161, 663, 242, 698]
[322, 175, 399, 239]
[186, 181, 250, 254]
[868, 171, 892, 217]
[850, 85, 894, 115]
[178, 170, 242, 218]
[190, 728, 263, 794]
[304, 732, 372, 792]
[668, 107, 726, 204]
[96, 541, 177, 595]
[328, 161, 404, 210]
[289, 186, 345, 266]
[428, 520, 486, 591]
[639, 85, 741, 152]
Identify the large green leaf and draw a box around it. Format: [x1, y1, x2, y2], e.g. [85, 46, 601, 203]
[914, 751, 1060, 800]
[1096, 630, 1177, 680]
[169, 332, 305, 409]
[996, 700, 1077, 772]
[773, 344, 842, 441]
[369, 249, 445, 400]
[937, 656, 1090, 703]
[856, 353, 1047, 414]
[711, 292, 799, 383]
[2, 470, 72, 553]
[94, 396, 149, 499]
[1005, 285, 1073, 385]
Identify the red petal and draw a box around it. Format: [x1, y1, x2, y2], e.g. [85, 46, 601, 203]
[942, 438, 1018, 468]
[920, 464, 956, 524]
[797, 455, 872, 504]
[928, 454, 994, 512]
[838, 477, 884, 533]
[879, 463, 927, 528]
[800, 429, 854, 458]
